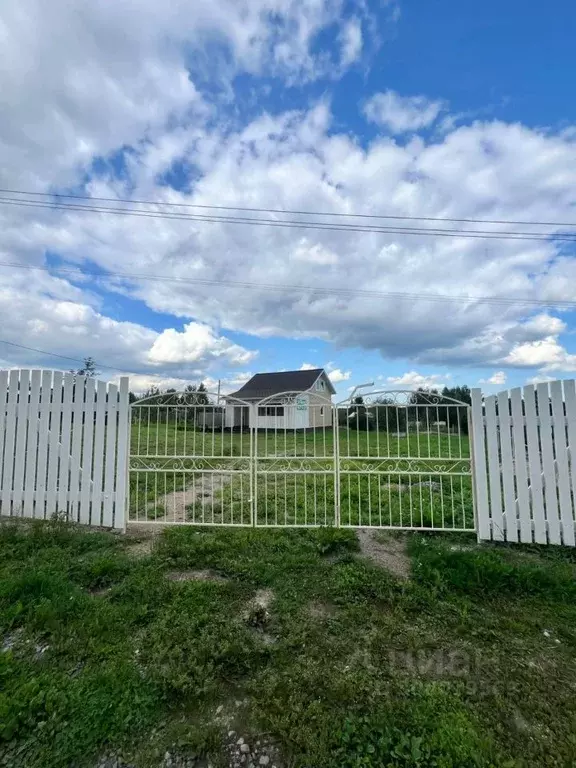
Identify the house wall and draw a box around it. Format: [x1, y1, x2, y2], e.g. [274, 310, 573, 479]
[254, 397, 308, 430]
[307, 391, 334, 428]
[225, 391, 332, 430]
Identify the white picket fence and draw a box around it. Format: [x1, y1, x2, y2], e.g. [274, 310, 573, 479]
[472, 381, 576, 546]
[0, 370, 129, 529]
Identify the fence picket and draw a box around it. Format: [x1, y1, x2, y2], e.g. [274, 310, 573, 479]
[114, 378, 129, 530]
[497, 390, 518, 542]
[510, 387, 532, 543]
[56, 374, 74, 516]
[68, 376, 85, 522]
[523, 384, 547, 544]
[1, 370, 19, 515]
[471, 388, 490, 540]
[484, 395, 504, 541]
[34, 371, 53, 521]
[0, 370, 8, 499]
[564, 380, 576, 541]
[102, 384, 118, 527]
[79, 378, 96, 525]
[550, 381, 575, 546]
[12, 369, 30, 516]
[91, 380, 107, 526]
[45, 372, 63, 518]
[537, 383, 560, 544]
[23, 370, 42, 517]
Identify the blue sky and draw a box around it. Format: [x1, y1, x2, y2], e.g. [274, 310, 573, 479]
[0, 0, 575, 397]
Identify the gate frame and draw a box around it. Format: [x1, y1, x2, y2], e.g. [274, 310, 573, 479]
[335, 388, 475, 531]
[128, 386, 476, 531]
[129, 390, 255, 526]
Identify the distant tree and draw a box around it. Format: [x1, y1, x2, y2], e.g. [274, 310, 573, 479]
[442, 385, 472, 434]
[407, 388, 439, 430]
[442, 385, 471, 406]
[348, 395, 374, 431]
[76, 357, 100, 378]
[184, 382, 210, 405]
[374, 394, 406, 432]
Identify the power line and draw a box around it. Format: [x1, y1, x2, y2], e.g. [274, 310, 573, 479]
[2, 196, 576, 244]
[2, 186, 576, 229]
[0, 339, 118, 371]
[2, 259, 576, 309]
[0, 338, 189, 380]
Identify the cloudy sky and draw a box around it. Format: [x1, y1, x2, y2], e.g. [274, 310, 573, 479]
[1, 0, 575, 396]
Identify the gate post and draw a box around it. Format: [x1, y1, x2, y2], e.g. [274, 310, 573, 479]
[333, 404, 340, 527]
[250, 403, 256, 527]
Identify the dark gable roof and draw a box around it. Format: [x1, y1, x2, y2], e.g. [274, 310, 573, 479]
[229, 368, 335, 400]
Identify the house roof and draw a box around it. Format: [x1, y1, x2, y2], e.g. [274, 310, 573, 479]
[228, 368, 335, 400]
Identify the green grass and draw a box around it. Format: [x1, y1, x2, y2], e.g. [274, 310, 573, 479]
[129, 425, 473, 529]
[2, 520, 576, 767]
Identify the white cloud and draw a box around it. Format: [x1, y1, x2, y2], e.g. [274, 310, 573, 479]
[480, 371, 507, 386]
[385, 371, 451, 390]
[0, 0, 374, 197]
[300, 362, 318, 370]
[147, 322, 257, 366]
[293, 239, 339, 265]
[0, 274, 255, 380]
[504, 337, 576, 371]
[327, 367, 351, 383]
[339, 17, 363, 67]
[363, 90, 444, 133]
[526, 374, 554, 386]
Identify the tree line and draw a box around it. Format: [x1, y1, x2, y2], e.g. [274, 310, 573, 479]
[345, 386, 472, 434]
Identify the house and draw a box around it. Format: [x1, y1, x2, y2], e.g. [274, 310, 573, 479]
[225, 368, 336, 430]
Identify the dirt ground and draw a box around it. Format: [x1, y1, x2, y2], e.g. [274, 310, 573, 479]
[144, 472, 233, 523]
[356, 529, 411, 579]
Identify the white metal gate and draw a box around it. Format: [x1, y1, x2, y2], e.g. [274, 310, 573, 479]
[130, 391, 253, 525]
[129, 388, 474, 531]
[336, 391, 474, 530]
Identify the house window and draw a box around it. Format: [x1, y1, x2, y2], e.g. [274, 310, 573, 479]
[258, 406, 284, 417]
[320, 407, 324, 415]
[316, 379, 325, 391]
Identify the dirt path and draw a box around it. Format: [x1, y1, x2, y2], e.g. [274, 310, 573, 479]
[146, 472, 233, 523]
[356, 529, 411, 580]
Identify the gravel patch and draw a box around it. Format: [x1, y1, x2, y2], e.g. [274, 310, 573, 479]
[166, 569, 228, 583]
[356, 529, 411, 580]
[307, 600, 337, 620]
[126, 538, 155, 558]
[224, 732, 282, 768]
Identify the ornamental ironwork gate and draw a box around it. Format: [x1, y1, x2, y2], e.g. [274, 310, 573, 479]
[129, 389, 474, 531]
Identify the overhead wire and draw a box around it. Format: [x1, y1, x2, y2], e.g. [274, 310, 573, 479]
[0, 338, 188, 380]
[1, 195, 576, 243]
[2, 186, 576, 228]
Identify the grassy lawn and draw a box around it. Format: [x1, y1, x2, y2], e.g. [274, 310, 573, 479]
[2, 520, 576, 767]
[129, 426, 473, 529]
